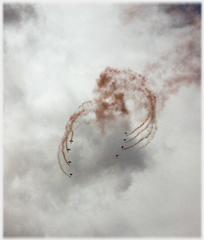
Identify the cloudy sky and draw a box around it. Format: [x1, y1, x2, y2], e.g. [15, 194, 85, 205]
[3, 2, 201, 237]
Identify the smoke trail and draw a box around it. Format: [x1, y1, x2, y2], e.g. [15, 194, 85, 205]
[58, 4, 201, 177]
[58, 67, 157, 177]
[119, 3, 201, 114]
[140, 4, 201, 113]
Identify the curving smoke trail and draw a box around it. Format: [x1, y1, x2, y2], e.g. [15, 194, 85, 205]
[58, 67, 157, 177]
[58, 4, 201, 178]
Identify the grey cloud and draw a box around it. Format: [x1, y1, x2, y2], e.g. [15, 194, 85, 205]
[4, 206, 44, 237]
[160, 4, 201, 28]
[119, 3, 201, 29]
[87, 217, 138, 236]
[59, 118, 153, 192]
[4, 3, 37, 26]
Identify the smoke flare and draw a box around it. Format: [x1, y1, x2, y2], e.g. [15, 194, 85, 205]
[58, 67, 157, 177]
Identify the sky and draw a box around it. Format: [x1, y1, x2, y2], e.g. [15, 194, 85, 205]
[3, 2, 201, 237]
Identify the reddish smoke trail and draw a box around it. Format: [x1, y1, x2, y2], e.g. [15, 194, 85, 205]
[126, 114, 150, 137]
[126, 118, 152, 143]
[138, 124, 158, 151]
[122, 123, 155, 150]
[58, 100, 96, 165]
[124, 86, 157, 148]
[58, 67, 157, 176]
[58, 152, 71, 178]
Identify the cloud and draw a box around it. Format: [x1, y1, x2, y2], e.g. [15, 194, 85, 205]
[118, 3, 201, 113]
[3, 3, 201, 237]
[161, 4, 201, 27]
[58, 67, 157, 181]
[4, 3, 38, 26]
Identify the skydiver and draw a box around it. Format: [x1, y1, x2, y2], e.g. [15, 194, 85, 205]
[125, 132, 127, 134]
[67, 148, 71, 152]
[68, 161, 71, 164]
[116, 154, 118, 158]
[70, 173, 73, 177]
[121, 146, 124, 149]
[124, 139, 126, 141]
[70, 139, 74, 143]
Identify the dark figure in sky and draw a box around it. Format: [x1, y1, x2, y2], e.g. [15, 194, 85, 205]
[121, 146, 124, 149]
